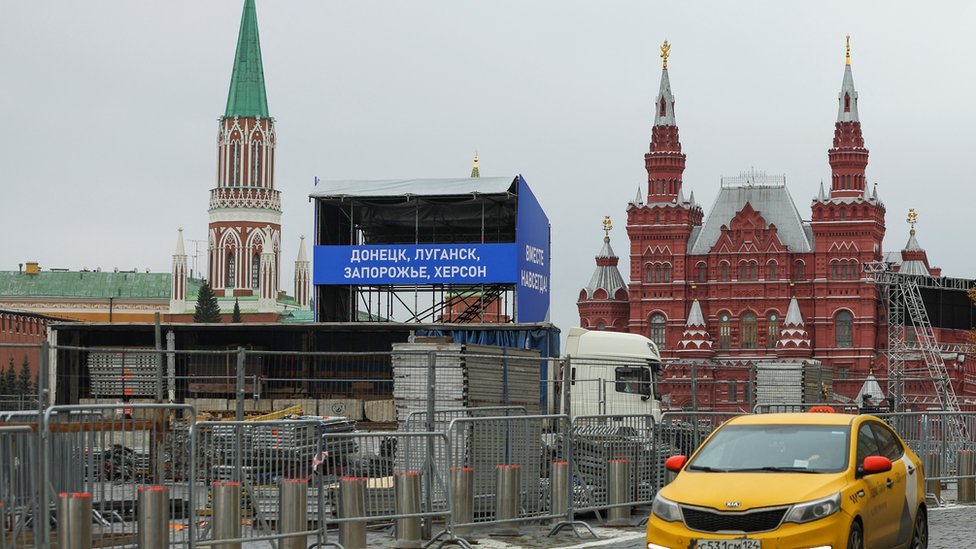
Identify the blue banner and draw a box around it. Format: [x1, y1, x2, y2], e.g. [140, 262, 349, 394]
[314, 243, 518, 285]
[515, 175, 551, 322]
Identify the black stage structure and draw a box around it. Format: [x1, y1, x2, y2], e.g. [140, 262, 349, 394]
[310, 176, 551, 324]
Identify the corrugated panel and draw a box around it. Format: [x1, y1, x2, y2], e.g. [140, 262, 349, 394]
[87, 350, 160, 397]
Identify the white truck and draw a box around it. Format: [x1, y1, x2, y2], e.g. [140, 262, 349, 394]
[564, 327, 663, 421]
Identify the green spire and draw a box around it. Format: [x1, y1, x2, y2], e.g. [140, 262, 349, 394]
[224, 0, 269, 118]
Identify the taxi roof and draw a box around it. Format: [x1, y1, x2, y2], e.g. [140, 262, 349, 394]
[726, 412, 858, 427]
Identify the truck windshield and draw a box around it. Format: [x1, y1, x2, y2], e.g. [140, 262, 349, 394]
[687, 424, 851, 473]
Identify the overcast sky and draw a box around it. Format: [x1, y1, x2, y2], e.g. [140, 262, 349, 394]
[2, 1, 974, 335]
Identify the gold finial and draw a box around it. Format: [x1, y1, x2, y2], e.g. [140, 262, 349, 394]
[470, 150, 480, 178]
[907, 208, 918, 235]
[660, 40, 671, 70]
[602, 216, 613, 238]
[845, 35, 851, 65]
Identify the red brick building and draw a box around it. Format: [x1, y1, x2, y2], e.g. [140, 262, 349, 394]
[578, 41, 975, 408]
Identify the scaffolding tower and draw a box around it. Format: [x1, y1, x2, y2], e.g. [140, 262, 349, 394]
[865, 261, 969, 441]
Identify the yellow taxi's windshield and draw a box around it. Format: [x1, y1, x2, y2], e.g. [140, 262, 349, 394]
[687, 424, 851, 474]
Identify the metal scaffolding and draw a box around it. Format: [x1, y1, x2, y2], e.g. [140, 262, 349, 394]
[865, 261, 969, 441]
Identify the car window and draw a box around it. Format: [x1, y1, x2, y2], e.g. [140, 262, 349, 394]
[856, 423, 881, 465]
[687, 424, 850, 473]
[869, 422, 904, 461]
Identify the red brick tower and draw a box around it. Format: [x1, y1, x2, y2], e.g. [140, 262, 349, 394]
[626, 41, 703, 345]
[809, 37, 886, 373]
[208, 0, 281, 312]
[577, 217, 630, 332]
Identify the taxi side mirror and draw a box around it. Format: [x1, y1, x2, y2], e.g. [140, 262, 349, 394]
[860, 455, 892, 476]
[665, 455, 687, 473]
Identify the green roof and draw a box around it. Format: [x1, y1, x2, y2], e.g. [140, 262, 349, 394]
[0, 271, 173, 299]
[224, 0, 269, 118]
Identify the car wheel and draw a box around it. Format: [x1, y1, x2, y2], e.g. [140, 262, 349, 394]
[911, 508, 928, 549]
[847, 521, 864, 549]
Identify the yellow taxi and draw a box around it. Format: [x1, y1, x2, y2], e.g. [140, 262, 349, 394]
[647, 412, 927, 549]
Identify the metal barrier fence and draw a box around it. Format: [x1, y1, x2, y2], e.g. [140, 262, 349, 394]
[190, 419, 321, 547]
[0, 425, 38, 548]
[39, 402, 195, 548]
[444, 414, 569, 534]
[570, 414, 657, 514]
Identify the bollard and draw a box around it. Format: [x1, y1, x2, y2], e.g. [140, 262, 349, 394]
[394, 472, 422, 548]
[450, 467, 475, 538]
[57, 493, 92, 549]
[550, 461, 569, 517]
[607, 459, 632, 526]
[279, 479, 308, 549]
[925, 453, 941, 502]
[212, 481, 242, 549]
[494, 465, 521, 536]
[138, 486, 170, 549]
[338, 477, 367, 549]
[958, 450, 976, 504]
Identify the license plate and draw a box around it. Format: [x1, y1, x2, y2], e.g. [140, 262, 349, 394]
[695, 539, 761, 549]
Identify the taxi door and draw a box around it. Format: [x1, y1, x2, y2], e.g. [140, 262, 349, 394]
[870, 422, 915, 546]
[853, 422, 900, 546]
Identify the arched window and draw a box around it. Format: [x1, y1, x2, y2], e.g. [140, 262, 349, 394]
[662, 263, 672, 283]
[231, 142, 241, 186]
[836, 310, 853, 348]
[739, 262, 757, 281]
[767, 313, 779, 348]
[741, 312, 757, 349]
[844, 93, 851, 112]
[767, 262, 777, 280]
[251, 253, 260, 289]
[697, 262, 707, 282]
[659, 97, 666, 117]
[720, 262, 730, 282]
[250, 141, 262, 185]
[718, 313, 731, 349]
[226, 253, 236, 289]
[650, 313, 666, 349]
[654, 211, 661, 223]
[795, 261, 805, 280]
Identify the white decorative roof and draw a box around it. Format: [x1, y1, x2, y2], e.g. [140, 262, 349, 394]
[173, 228, 186, 257]
[855, 374, 886, 403]
[837, 63, 860, 123]
[296, 235, 308, 263]
[654, 68, 676, 126]
[784, 296, 804, 326]
[582, 237, 628, 300]
[686, 299, 705, 327]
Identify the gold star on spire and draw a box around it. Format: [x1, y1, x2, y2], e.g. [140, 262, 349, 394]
[602, 216, 613, 238]
[907, 208, 918, 235]
[846, 35, 851, 65]
[660, 40, 671, 70]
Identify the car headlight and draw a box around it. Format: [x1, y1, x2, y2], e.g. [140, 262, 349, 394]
[784, 492, 841, 524]
[651, 493, 683, 522]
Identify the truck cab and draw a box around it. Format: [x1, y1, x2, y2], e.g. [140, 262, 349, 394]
[565, 327, 662, 421]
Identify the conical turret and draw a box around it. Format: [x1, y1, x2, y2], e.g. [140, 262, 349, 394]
[170, 228, 189, 314]
[577, 218, 630, 332]
[777, 297, 812, 357]
[225, 0, 269, 118]
[677, 299, 715, 358]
